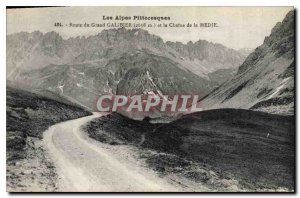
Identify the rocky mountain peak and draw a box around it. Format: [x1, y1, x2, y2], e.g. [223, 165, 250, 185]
[201, 10, 295, 115]
[238, 10, 294, 75]
[7, 27, 247, 83]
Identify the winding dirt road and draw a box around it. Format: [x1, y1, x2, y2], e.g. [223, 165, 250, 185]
[43, 113, 179, 192]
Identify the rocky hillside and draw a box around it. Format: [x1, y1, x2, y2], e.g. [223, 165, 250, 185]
[6, 86, 91, 161]
[200, 10, 295, 115]
[19, 50, 212, 113]
[6, 86, 91, 191]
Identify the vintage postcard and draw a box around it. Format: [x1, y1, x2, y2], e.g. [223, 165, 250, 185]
[6, 6, 295, 192]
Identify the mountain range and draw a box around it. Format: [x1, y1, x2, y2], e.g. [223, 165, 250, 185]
[7, 28, 248, 111]
[7, 11, 294, 116]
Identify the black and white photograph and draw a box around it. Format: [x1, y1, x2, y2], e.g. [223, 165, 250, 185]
[5, 5, 296, 193]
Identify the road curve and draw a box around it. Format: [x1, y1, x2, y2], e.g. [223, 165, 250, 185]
[43, 113, 179, 192]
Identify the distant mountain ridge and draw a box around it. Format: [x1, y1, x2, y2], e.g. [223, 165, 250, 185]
[7, 28, 246, 80]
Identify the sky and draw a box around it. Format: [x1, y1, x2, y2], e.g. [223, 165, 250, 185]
[7, 6, 293, 50]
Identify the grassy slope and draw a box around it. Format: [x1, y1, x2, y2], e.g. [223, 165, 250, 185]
[84, 109, 294, 191]
[144, 109, 295, 190]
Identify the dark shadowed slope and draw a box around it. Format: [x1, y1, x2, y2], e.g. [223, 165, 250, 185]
[84, 109, 294, 191]
[144, 109, 294, 190]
